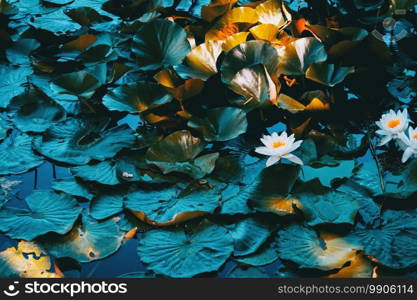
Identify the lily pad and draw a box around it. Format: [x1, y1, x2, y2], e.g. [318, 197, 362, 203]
[0, 241, 61, 278]
[90, 192, 124, 220]
[306, 62, 355, 87]
[51, 177, 94, 200]
[126, 183, 221, 225]
[0, 190, 82, 240]
[0, 133, 44, 176]
[0, 64, 33, 108]
[34, 118, 136, 165]
[227, 217, 271, 256]
[187, 107, 248, 142]
[52, 70, 101, 98]
[103, 81, 172, 113]
[221, 40, 279, 84]
[40, 216, 124, 263]
[138, 222, 234, 277]
[8, 89, 66, 133]
[277, 37, 327, 75]
[133, 19, 191, 70]
[235, 241, 279, 266]
[226, 266, 269, 278]
[277, 225, 361, 270]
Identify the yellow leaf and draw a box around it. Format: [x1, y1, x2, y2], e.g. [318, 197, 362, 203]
[277, 93, 306, 113]
[220, 7, 259, 25]
[63, 34, 96, 51]
[0, 241, 62, 278]
[255, 0, 291, 27]
[185, 40, 224, 77]
[264, 197, 301, 215]
[201, 0, 238, 22]
[222, 32, 250, 51]
[327, 253, 373, 278]
[305, 97, 330, 110]
[250, 24, 280, 42]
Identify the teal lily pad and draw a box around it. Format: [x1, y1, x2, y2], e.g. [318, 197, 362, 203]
[235, 241, 279, 266]
[187, 107, 248, 142]
[384, 160, 417, 199]
[125, 183, 221, 225]
[0, 64, 33, 108]
[227, 217, 271, 256]
[277, 224, 361, 270]
[306, 62, 355, 87]
[225, 266, 269, 278]
[221, 40, 279, 84]
[71, 160, 121, 185]
[0, 116, 11, 141]
[39, 216, 124, 263]
[52, 70, 101, 98]
[51, 177, 94, 201]
[132, 19, 191, 71]
[90, 192, 124, 220]
[296, 189, 361, 226]
[8, 89, 66, 133]
[0, 133, 44, 176]
[0, 190, 82, 240]
[138, 222, 233, 277]
[348, 210, 417, 269]
[103, 81, 172, 113]
[34, 118, 136, 165]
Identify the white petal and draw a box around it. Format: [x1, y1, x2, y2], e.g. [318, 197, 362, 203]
[255, 146, 275, 156]
[402, 147, 415, 163]
[375, 129, 389, 136]
[289, 140, 303, 151]
[282, 154, 304, 165]
[397, 132, 409, 145]
[266, 155, 280, 167]
[378, 135, 393, 146]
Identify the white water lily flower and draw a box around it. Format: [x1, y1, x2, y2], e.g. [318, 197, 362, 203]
[401, 127, 417, 163]
[376, 109, 410, 146]
[255, 132, 304, 167]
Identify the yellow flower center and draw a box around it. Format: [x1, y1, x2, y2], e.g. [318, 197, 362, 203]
[387, 119, 400, 129]
[272, 141, 286, 148]
[413, 134, 417, 140]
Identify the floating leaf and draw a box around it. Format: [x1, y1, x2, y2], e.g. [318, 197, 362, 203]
[277, 37, 327, 75]
[306, 63, 355, 87]
[255, 0, 291, 26]
[0, 65, 32, 108]
[52, 70, 101, 98]
[90, 192, 124, 220]
[126, 183, 221, 225]
[221, 40, 279, 84]
[188, 107, 248, 142]
[226, 266, 269, 278]
[138, 222, 233, 277]
[103, 82, 172, 113]
[0, 241, 62, 278]
[34, 118, 135, 165]
[277, 225, 361, 270]
[184, 40, 223, 80]
[0, 133, 44, 176]
[8, 89, 66, 133]
[133, 19, 190, 71]
[227, 217, 271, 256]
[51, 177, 94, 201]
[0, 190, 82, 240]
[235, 241, 279, 266]
[40, 216, 124, 263]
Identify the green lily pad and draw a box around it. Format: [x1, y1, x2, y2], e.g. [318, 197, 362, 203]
[103, 81, 172, 113]
[8, 89, 66, 133]
[132, 19, 191, 71]
[138, 222, 233, 277]
[125, 183, 221, 225]
[221, 40, 279, 84]
[40, 216, 124, 263]
[306, 62, 355, 87]
[0, 133, 44, 176]
[51, 177, 94, 201]
[34, 118, 136, 165]
[146, 130, 218, 178]
[0, 190, 82, 240]
[277, 37, 328, 75]
[0, 64, 33, 108]
[187, 107, 248, 142]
